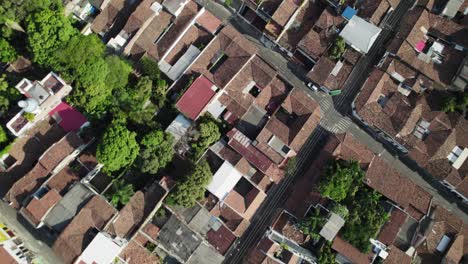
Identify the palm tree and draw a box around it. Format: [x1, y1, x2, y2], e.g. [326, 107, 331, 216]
[109, 179, 134, 207]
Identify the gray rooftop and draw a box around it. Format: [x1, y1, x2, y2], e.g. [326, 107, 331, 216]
[187, 243, 224, 264]
[162, 0, 187, 16]
[28, 83, 50, 105]
[43, 183, 93, 232]
[157, 215, 202, 262]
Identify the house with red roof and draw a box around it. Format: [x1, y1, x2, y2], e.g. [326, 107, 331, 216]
[176, 75, 218, 120]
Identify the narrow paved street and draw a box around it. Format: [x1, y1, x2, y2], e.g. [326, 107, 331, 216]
[0, 201, 63, 264]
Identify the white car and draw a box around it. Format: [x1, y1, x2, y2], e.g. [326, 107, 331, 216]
[307, 82, 319, 92]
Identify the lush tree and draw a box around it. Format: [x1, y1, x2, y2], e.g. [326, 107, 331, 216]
[67, 59, 111, 115]
[330, 203, 349, 219]
[318, 243, 336, 264]
[0, 74, 20, 115]
[0, 125, 8, 144]
[97, 121, 140, 173]
[442, 93, 468, 114]
[297, 207, 326, 241]
[51, 34, 105, 74]
[105, 55, 132, 91]
[191, 119, 221, 160]
[152, 78, 168, 108]
[50, 34, 113, 115]
[137, 130, 174, 174]
[0, 38, 17, 63]
[139, 57, 161, 81]
[329, 37, 346, 60]
[318, 160, 365, 202]
[26, 9, 75, 65]
[0, 0, 62, 24]
[166, 159, 213, 208]
[341, 188, 389, 252]
[442, 97, 457, 113]
[116, 76, 152, 112]
[107, 178, 134, 207]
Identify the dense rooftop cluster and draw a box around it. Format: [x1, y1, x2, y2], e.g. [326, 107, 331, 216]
[0, 0, 466, 264]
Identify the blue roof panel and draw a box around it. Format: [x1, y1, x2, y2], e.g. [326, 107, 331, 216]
[342, 6, 357, 20]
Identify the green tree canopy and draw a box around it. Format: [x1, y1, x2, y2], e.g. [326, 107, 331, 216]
[318, 160, 365, 202]
[166, 159, 213, 208]
[0, 0, 62, 24]
[0, 38, 17, 63]
[298, 207, 326, 241]
[330, 203, 349, 219]
[191, 119, 221, 160]
[137, 130, 174, 174]
[107, 178, 134, 208]
[51, 34, 105, 74]
[329, 37, 346, 60]
[0, 125, 8, 144]
[105, 55, 132, 91]
[341, 188, 389, 252]
[139, 57, 161, 81]
[442, 93, 468, 114]
[26, 9, 75, 65]
[97, 120, 140, 173]
[318, 242, 336, 264]
[0, 74, 20, 115]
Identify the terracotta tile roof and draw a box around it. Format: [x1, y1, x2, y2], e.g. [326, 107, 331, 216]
[183, 25, 257, 89]
[366, 158, 432, 220]
[271, 0, 301, 28]
[272, 211, 306, 244]
[377, 207, 408, 246]
[298, 9, 344, 61]
[259, 88, 321, 154]
[196, 10, 221, 34]
[331, 133, 375, 166]
[416, 205, 465, 261]
[355, 72, 413, 137]
[53, 196, 117, 264]
[277, 0, 324, 51]
[444, 234, 464, 264]
[163, 25, 211, 65]
[91, 0, 136, 34]
[6, 132, 83, 208]
[38, 132, 83, 170]
[106, 184, 165, 239]
[224, 190, 246, 214]
[307, 56, 336, 85]
[128, 10, 173, 60]
[122, 0, 156, 35]
[22, 189, 61, 226]
[384, 247, 411, 264]
[0, 246, 17, 264]
[142, 222, 160, 240]
[152, 1, 200, 61]
[221, 56, 278, 118]
[396, 41, 463, 87]
[119, 240, 161, 264]
[332, 236, 374, 264]
[46, 166, 81, 194]
[227, 129, 272, 173]
[358, 0, 392, 25]
[211, 202, 244, 232]
[206, 223, 236, 255]
[176, 75, 216, 120]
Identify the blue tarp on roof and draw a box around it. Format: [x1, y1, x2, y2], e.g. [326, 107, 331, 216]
[342, 6, 357, 20]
